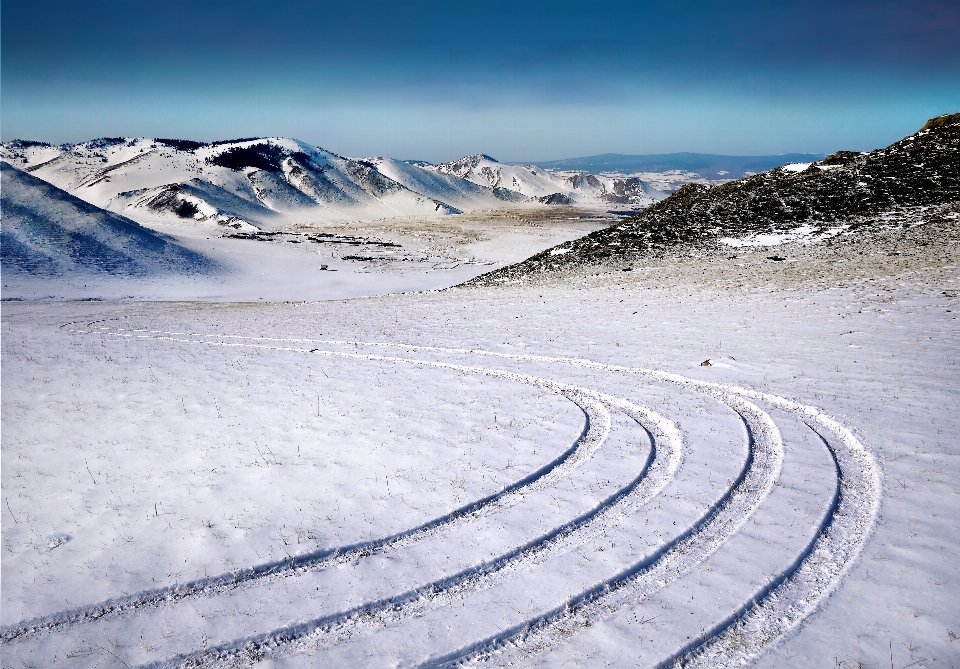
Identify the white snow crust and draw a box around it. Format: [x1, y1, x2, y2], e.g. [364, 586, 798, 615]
[721, 224, 849, 248]
[2, 248, 957, 668]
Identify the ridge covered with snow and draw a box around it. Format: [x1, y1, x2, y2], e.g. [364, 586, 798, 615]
[431, 153, 665, 205]
[0, 139, 666, 231]
[0, 162, 218, 278]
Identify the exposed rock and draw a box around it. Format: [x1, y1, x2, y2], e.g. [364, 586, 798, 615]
[466, 112, 960, 285]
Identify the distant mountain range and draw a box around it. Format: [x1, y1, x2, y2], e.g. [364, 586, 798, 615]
[470, 112, 960, 283]
[0, 140, 669, 232]
[523, 153, 826, 179]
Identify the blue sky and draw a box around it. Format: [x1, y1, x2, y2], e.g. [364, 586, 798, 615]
[3, 0, 958, 161]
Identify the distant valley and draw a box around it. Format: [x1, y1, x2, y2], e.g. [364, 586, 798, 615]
[526, 151, 825, 180]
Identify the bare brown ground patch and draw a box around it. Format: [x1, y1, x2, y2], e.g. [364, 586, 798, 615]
[290, 207, 615, 263]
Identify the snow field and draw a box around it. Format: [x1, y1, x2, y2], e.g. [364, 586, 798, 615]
[1, 332, 586, 623]
[0, 308, 881, 668]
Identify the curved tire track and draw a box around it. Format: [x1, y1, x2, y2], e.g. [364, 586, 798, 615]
[162, 334, 878, 669]
[233, 336, 879, 669]
[418, 392, 782, 668]
[7, 329, 880, 669]
[659, 418, 880, 668]
[137, 393, 683, 669]
[1, 341, 613, 643]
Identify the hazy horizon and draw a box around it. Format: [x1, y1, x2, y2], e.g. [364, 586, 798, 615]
[3, 0, 958, 162]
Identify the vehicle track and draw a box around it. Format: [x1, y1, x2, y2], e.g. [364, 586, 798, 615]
[659, 421, 879, 668]
[319, 339, 879, 669]
[2, 331, 616, 643]
[136, 392, 685, 669]
[419, 392, 781, 668]
[135, 333, 878, 668]
[4, 328, 880, 669]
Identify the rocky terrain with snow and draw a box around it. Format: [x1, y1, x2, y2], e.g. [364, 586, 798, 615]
[469, 112, 960, 284]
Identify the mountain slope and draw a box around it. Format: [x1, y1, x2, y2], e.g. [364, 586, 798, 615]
[431, 154, 666, 207]
[370, 157, 523, 209]
[467, 112, 960, 283]
[0, 162, 218, 277]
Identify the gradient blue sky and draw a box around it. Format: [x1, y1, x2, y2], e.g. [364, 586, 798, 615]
[3, 0, 959, 161]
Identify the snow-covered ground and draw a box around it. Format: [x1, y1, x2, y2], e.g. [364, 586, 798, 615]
[1, 205, 614, 302]
[2, 228, 957, 668]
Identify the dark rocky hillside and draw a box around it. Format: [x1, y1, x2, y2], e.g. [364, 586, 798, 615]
[467, 112, 959, 284]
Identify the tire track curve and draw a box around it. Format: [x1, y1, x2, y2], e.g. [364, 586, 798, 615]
[10, 329, 880, 669]
[190, 335, 877, 668]
[1, 337, 613, 643]
[136, 392, 684, 669]
[417, 392, 782, 668]
[658, 421, 879, 668]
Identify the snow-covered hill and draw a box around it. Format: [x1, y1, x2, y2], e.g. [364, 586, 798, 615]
[0, 139, 666, 232]
[470, 111, 960, 282]
[432, 153, 665, 206]
[0, 162, 218, 277]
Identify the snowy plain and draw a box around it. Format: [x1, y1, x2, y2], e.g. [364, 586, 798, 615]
[2, 215, 959, 669]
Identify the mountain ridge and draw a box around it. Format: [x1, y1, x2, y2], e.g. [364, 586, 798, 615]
[1, 162, 219, 278]
[0, 139, 666, 230]
[465, 112, 960, 285]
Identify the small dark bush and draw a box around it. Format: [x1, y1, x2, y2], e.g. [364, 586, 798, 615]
[83, 137, 127, 151]
[289, 151, 317, 167]
[174, 200, 200, 218]
[209, 137, 262, 146]
[921, 112, 960, 131]
[821, 151, 862, 166]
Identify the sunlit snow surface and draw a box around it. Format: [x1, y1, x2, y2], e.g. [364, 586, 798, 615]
[720, 224, 849, 248]
[2, 261, 958, 668]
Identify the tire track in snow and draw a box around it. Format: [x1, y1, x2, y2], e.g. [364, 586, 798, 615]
[136, 394, 683, 669]
[145, 334, 878, 668]
[419, 392, 781, 668]
[1, 333, 614, 643]
[658, 421, 880, 669]
[9, 329, 880, 669]
[296, 338, 878, 669]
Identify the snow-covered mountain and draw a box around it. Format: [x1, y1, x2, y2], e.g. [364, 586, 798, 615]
[0, 138, 665, 231]
[0, 162, 217, 277]
[431, 154, 665, 205]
